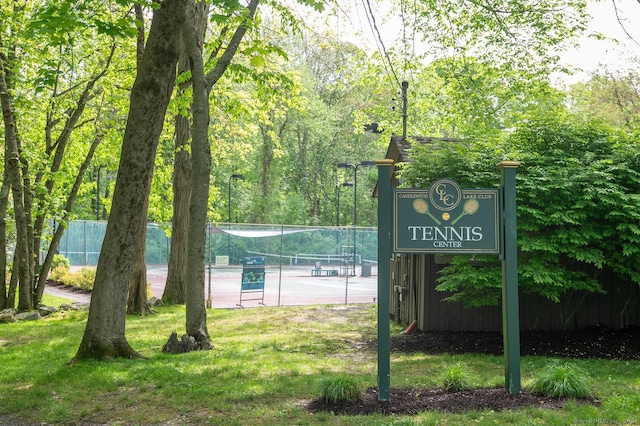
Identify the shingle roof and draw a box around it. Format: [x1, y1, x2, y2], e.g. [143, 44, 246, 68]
[373, 135, 460, 197]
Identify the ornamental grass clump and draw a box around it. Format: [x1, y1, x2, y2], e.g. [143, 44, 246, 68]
[529, 362, 593, 398]
[317, 374, 363, 404]
[442, 363, 472, 393]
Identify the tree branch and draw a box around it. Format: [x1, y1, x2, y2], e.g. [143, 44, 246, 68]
[205, 0, 260, 92]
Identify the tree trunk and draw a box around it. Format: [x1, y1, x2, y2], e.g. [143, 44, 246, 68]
[32, 45, 116, 303]
[127, 232, 151, 316]
[125, 2, 151, 317]
[0, 146, 9, 310]
[0, 58, 31, 311]
[72, 0, 187, 362]
[35, 133, 103, 305]
[7, 255, 18, 307]
[182, 0, 211, 347]
[162, 60, 192, 305]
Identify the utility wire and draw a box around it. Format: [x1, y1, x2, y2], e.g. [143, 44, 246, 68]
[361, 0, 403, 89]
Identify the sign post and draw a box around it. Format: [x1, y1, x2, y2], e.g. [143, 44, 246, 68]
[498, 161, 521, 394]
[376, 159, 393, 402]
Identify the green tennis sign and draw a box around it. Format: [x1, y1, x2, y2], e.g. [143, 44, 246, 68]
[376, 161, 521, 402]
[394, 180, 500, 253]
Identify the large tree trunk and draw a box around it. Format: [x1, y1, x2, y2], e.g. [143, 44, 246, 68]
[126, 2, 151, 317]
[72, 0, 187, 362]
[162, 61, 192, 305]
[127, 229, 151, 316]
[160, 0, 260, 352]
[182, 0, 211, 347]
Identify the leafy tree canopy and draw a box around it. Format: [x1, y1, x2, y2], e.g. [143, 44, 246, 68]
[403, 113, 640, 307]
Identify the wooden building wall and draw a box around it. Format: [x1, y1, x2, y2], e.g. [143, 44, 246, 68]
[389, 254, 640, 332]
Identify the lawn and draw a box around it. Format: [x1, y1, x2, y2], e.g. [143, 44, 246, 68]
[1, 295, 639, 425]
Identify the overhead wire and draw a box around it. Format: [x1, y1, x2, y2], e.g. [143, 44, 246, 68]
[361, 0, 403, 90]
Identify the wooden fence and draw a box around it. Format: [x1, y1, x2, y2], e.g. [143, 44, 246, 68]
[390, 254, 640, 332]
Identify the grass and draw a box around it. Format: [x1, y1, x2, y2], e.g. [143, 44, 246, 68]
[1, 301, 639, 425]
[528, 362, 592, 398]
[317, 374, 364, 403]
[441, 362, 473, 392]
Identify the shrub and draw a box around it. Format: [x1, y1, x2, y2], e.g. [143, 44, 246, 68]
[48, 266, 71, 282]
[528, 362, 592, 398]
[442, 363, 472, 393]
[51, 254, 70, 270]
[48, 266, 96, 291]
[73, 267, 96, 291]
[317, 374, 363, 404]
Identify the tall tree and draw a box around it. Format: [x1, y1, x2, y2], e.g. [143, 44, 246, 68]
[0, 0, 133, 310]
[569, 65, 640, 130]
[0, 55, 31, 311]
[161, 1, 205, 306]
[127, 3, 152, 317]
[182, 0, 260, 347]
[73, 0, 188, 361]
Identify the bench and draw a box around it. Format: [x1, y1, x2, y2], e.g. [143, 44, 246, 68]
[311, 268, 339, 277]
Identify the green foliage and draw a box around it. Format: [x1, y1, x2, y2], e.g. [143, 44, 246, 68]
[317, 374, 364, 404]
[51, 254, 70, 270]
[528, 362, 593, 398]
[48, 267, 95, 291]
[569, 66, 640, 131]
[441, 363, 473, 393]
[397, 0, 588, 76]
[26, 0, 137, 45]
[48, 266, 69, 282]
[404, 115, 640, 316]
[409, 59, 567, 138]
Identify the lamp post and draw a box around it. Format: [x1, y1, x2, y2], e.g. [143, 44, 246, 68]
[227, 173, 244, 263]
[337, 161, 375, 273]
[227, 173, 245, 224]
[96, 166, 103, 220]
[336, 182, 353, 226]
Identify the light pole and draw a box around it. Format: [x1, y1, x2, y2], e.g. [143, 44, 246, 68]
[337, 161, 375, 273]
[336, 182, 353, 226]
[227, 173, 244, 263]
[228, 173, 245, 224]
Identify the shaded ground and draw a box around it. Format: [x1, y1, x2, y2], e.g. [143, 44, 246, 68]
[309, 327, 640, 416]
[391, 328, 640, 360]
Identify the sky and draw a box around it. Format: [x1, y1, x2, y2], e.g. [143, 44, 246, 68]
[332, 0, 640, 86]
[556, 0, 640, 85]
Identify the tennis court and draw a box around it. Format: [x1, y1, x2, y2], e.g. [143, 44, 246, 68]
[146, 263, 378, 308]
[56, 221, 379, 308]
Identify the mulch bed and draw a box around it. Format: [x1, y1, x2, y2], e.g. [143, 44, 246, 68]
[390, 328, 640, 360]
[308, 387, 597, 416]
[308, 327, 639, 416]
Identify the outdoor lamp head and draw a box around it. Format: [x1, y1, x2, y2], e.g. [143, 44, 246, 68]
[337, 163, 354, 169]
[231, 173, 245, 180]
[364, 122, 383, 134]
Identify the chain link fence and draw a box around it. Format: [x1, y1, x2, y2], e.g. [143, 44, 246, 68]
[56, 221, 378, 270]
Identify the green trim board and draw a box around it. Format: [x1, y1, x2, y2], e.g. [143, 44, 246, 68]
[394, 186, 499, 253]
